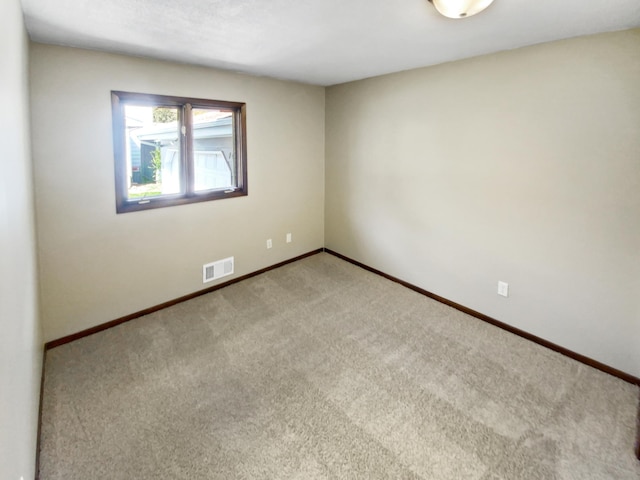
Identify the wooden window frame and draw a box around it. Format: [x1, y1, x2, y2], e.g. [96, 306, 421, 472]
[111, 91, 247, 214]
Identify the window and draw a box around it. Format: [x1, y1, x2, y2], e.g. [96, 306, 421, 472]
[111, 91, 247, 213]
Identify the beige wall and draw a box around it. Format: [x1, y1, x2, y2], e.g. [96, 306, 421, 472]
[30, 44, 325, 342]
[326, 30, 640, 377]
[0, 0, 42, 478]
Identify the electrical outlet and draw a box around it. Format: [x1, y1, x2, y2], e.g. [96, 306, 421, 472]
[266, 239, 272, 249]
[497, 281, 509, 297]
[286, 233, 292, 243]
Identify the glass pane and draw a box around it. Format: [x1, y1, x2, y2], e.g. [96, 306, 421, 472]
[124, 105, 181, 199]
[192, 107, 236, 192]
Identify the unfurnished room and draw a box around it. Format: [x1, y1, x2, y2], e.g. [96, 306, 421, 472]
[1, 0, 640, 479]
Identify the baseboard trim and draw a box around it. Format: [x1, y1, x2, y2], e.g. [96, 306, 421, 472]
[34, 347, 46, 480]
[45, 249, 324, 350]
[324, 248, 640, 387]
[636, 400, 640, 461]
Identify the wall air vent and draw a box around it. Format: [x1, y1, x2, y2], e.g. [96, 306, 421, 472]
[203, 256, 234, 283]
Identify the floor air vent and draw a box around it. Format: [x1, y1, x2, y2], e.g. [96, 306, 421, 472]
[203, 256, 234, 283]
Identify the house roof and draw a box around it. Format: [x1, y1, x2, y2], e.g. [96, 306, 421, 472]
[133, 117, 233, 143]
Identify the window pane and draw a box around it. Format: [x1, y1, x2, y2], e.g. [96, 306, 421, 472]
[113, 91, 247, 213]
[124, 105, 181, 199]
[192, 108, 236, 192]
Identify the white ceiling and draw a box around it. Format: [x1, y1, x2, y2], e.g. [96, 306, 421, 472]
[20, 0, 640, 86]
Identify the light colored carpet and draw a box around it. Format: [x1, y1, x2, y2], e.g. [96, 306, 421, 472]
[40, 252, 640, 479]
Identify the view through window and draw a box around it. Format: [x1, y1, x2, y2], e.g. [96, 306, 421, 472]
[112, 92, 247, 213]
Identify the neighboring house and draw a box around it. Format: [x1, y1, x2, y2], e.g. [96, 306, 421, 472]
[129, 115, 235, 193]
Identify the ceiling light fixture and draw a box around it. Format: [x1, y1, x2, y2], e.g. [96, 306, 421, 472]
[428, 0, 495, 19]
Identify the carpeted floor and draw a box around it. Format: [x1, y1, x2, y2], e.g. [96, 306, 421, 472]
[40, 252, 640, 479]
